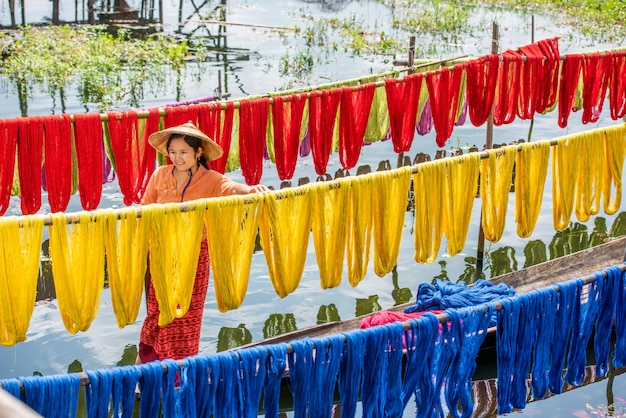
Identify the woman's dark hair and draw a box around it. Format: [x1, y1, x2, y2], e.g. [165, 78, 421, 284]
[167, 134, 210, 169]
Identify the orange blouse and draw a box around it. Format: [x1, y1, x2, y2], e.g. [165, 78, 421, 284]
[141, 165, 241, 205]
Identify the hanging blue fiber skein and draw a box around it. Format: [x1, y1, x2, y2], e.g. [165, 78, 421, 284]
[614, 264, 626, 368]
[110, 365, 141, 418]
[338, 330, 365, 418]
[235, 346, 267, 418]
[530, 286, 557, 399]
[565, 277, 598, 387]
[496, 296, 520, 415]
[594, 266, 620, 377]
[309, 335, 344, 418]
[263, 343, 288, 418]
[85, 368, 113, 418]
[548, 278, 581, 394]
[287, 338, 314, 418]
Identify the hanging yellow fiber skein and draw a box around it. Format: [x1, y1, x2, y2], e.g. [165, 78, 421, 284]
[574, 130, 603, 222]
[515, 140, 550, 238]
[372, 166, 412, 276]
[552, 135, 581, 231]
[103, 207, 151, 328]
[259, 187, 314, 298]
[442, 153, 480, 257]
[311, 178, 350, 288]
[412, 161, 444, 264]
[49, 212, 106, 334]
[602, 124, 626, 215]
[148, 202, 205, 325]
[480, 146, 516, 243]
[345, 175, 373, 286]
[0, 215, 44, 346]
[204, 194, 262, 312]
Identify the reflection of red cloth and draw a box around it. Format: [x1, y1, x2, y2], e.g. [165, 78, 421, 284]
[308, 88, 342, 175]
[43, 114, 72, 213]
[17, 117, 44, 215]
[271, 93, 307, 180]
[558, 53, 583, 128]
[338, 83, 376, 170]
[0, 119, 18, 215]
[610, 51, 626, 120]
[238, 98, 270, 185]
[200, 102, 235, 174]
[582, 52, 612, 124]
[466, 54, 499, 127]
[425, 65, 465, 147]
[385, 73, 423, 153]
[73, 113, 104, 210]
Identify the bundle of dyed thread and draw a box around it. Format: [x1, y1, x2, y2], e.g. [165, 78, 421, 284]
[405, 279, 516, 326]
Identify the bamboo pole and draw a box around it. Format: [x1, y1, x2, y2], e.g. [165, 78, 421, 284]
[475, 22, 499, 281]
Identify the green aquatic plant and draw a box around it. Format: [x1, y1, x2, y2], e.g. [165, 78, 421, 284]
[0, 25, 192, 112]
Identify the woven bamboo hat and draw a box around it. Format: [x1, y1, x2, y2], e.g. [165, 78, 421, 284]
[148, 122, 223, 161]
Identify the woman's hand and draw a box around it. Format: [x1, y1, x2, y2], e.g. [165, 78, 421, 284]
[247, 184, 271, 194]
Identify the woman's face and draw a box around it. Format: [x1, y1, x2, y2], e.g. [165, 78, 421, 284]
[167, 136, 202, 173]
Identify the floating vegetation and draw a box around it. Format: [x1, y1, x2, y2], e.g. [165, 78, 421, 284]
[0, 25, 200, 112]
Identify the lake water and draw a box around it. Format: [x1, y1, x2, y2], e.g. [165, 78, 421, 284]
[1, 0, 626, 416]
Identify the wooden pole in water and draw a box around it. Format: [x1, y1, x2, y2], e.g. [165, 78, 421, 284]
[8, 0, 16, 28]
[397, 35, 415, 168]
[527, 15, 535, 142]
[475, 22, 499, 281]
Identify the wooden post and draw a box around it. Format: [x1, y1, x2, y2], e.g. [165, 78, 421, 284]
[52, 0, 60, 24]
[397, 36, 415, 168]
[527, 15, 536, 142]
[20, 0, 25, 26]
[475, 22, 499, 281]
[9, 0, 16, 28]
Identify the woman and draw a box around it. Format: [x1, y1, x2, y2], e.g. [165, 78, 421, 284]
[136, 122, 269, 364]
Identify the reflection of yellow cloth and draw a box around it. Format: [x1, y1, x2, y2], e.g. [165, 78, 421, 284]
[103, 207, 150, 328]
[552, 136, 580, 231]
[442, 153, 480, 256]
[480, 146, 516, 243]
[602, 124, 626, 215]
[413, 161, 443, 263]
[204, 195, 261, 312]
[0, 215, 44, 346]
[148, 202, 205, 325]
[259, 187, 313, 297]
[49, 212, 105, 334]
[346, 175, 373, 286]
[372, 167, 412, 276]
[311, 179, 349, 288]
[515, 141, 550, 238]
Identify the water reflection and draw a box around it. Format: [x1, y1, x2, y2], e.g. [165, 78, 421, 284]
[216, 323, 252, 352]
[263, 313, 297, 339]
[355, 295, 381, 317]
[317, 304, 341, 324]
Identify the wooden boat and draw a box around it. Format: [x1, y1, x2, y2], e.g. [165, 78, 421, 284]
[239, 236, 626, 350]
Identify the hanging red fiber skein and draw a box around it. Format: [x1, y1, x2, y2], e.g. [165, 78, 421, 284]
[557, 53, 583, 128]
[609, 50, 626, 120]
[465, 54, 500, 127]
[134, 108, 159, 201]
[338, 82, 376, 170]
[238, 98, 270, 185]
[17, 116, 44, 215]
[581, 52, 612, 124]
[494, 50, 522, 126]
[308, 88, 342, 176]
[200, 101, 235, 174]
[425, 64, 465, 147]
[107, 111, 140, 206]
[271, 93, 307, 180]
[73, 113, 104, 211]
[43, 114, 72, 213]
[0, 119, 18, 215]
[385, 72, 423, 153]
